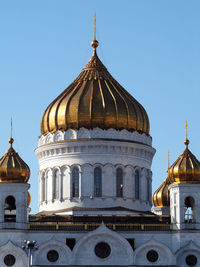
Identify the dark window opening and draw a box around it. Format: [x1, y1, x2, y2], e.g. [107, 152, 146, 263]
[94, 167, 102, 197]
[94, 242, 111, 259]
[47, 250, 59, 262]
[4, 254, 16, 266]
[66, 238, 76, 250]
[126, 238, 135, 250]
[146, 249, 159, 262]
[184, 196, 195, 223]
[185, 254, 197, 266]
[116, 168, 123, 197]
[4, 196, 16, 223]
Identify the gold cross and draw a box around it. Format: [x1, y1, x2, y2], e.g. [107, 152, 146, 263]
[185, 120, 188, 140]
[94, 12, 96, 40]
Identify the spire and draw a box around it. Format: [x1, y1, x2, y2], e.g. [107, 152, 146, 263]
[9, 118, 14, 148]
[184, 120, 189, 147]
[91, 12, 99, 53]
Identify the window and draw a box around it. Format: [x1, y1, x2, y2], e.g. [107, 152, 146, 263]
[146, 176, 151, 203]
[146, 250, 159, 263]
[116, 168, 123, 197]
[94, 167, 102, 197]
[4, 196, 16, 223]
[53, 169, 59, 200]
[135, 170, 139, 199]
[41, 173, 45, 202]
[47, 250, 59, 262]
[72, 167, 79, 197]
[95, 242, 111, 259]
[66, 238, 76, 250]
[184, 196, 195, 223]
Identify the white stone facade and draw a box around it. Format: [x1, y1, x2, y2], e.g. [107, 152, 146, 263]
[0, 224, 200, 266]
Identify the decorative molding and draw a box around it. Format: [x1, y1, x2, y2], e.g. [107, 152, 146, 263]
[38, 128, 152, 147]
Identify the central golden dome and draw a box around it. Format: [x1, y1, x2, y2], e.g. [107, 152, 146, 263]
[41, 39, 150, 136]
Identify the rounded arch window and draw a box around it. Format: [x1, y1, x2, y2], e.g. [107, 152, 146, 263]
[4, 196, 16, 211]
[94, 242, 111, 259]
[116, 167, 123, 197]
[146, 249, 159, 262]
[135, 170, 140, 199]
[94, 167, 102, 197]
[53, 169, 59, 200]
[41, 172, 45, 202]
[47, 250, 59, 262]
[4, 254, 16, 266]
[184, 196, 195, 223]
[72, 167, 79, 197]
[185, 254, 197, 266]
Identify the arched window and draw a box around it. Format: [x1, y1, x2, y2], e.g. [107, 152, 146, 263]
[53, 169, 59, 200]
[4, 196, 16, 222]
[116, 168, 123, 197]
[72, 167, 79, 197]
[94, 167, 102, 197]
[135, 170, 139, 199]
[184, 196, 195, 223]
[147, 176, 151, 202]
[41, 173, 45, 202]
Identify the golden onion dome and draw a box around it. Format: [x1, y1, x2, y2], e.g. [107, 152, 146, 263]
[168, 139, 200, 184]
[152, 177, 170, 208]
[0, 138, 30, 183]
[41, 39, 150, 136]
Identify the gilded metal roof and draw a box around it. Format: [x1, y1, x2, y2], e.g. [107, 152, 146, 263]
[152, 177, 170, 208]
[168, 139, 200, 184]
[0, 138, 30, 183]
[41, 39, 150, 136]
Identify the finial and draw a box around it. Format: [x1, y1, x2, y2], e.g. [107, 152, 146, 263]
[9, 118, 14, 147]
[184, 120, 189, 147]
[91, 12, 99, 50]
[94, 11, 96, 40]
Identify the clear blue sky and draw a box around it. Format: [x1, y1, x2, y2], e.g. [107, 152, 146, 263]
[0, 1, 199, 213]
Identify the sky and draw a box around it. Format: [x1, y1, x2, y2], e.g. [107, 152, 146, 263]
[0, 0, 199, 214]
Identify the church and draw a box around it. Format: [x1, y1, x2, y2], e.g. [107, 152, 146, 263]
[0, 29, 199, 267]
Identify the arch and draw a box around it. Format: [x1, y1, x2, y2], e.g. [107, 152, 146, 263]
[94, 167, 102, 197]
[176, 241, 200, 267]
[135, 169, 140, 199]
[4, 196, 16, 223]
[73, 223, 133, 265]
[34, 237, 72, 265]
[72, 167, 79, 197]
[53, 169, 59, 200]
[134, 238, 175, 266]
[0, 241, 28, 267]
[116, 167, 123, 197]
[184, 196, 195, 223]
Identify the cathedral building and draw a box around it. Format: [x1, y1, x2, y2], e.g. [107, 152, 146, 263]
[0, 33, 199, 267]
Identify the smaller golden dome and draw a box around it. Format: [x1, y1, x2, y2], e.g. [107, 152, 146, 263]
[27, 191, 31, 207]
[0, 138, 30, 183]
[168, 139, 200, 184]
[152, 177, 170, 208]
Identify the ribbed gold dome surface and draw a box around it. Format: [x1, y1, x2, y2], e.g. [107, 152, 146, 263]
[152, 177, 170, 208]
[168, 139, 200, 184]
[41, 40, 150, 136]
[0, 138, 30, 183]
